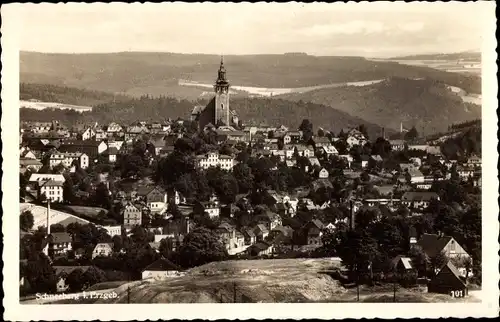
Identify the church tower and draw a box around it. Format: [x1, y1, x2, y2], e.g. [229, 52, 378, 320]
[214, 56, 230, 126]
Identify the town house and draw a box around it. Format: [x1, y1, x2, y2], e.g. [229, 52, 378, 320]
[123, 203, 142, 228]
[417, 233, 472, 277]
[195, 151, 235, 171]
[40, 180, 64, 202]
[49, 151, 89, 170]
[92, 243, 114, 259]
[47, 232, 73, 258]
[80, 127, 96, 141]
[401, 191, 440, 209]
[59, 140, 108, 158]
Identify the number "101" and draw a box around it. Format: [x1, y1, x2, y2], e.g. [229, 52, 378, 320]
[450, 290, 464, 297]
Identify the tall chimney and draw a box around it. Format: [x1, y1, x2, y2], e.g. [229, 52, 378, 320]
[382, 127, 385, 140]
[43, 200, 51, 256]
[47, 200, 51, 235]
[350, 200, 356, 230]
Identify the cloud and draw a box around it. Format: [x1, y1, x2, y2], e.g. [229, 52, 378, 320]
[400, 22, 425, 33]
[13, 2, 490, 56]
[299, 21, 388, 37]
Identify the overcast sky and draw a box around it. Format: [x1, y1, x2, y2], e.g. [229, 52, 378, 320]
[11, 2, 492, 57]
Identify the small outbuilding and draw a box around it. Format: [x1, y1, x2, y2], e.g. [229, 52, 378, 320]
[428, 261, 467, 297]
[141, 257, 183, 280]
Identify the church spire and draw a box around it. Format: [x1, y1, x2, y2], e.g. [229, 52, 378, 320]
[216, 55, 228, 84]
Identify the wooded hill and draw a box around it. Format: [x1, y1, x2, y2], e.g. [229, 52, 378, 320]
[20, 51, 481, 101]
[276, 77, 481, 133]
[20, 84, 387, 138]
[20, 83, 129, 107]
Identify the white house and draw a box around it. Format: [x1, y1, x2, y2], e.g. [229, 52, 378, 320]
[408, 169, 425, 184]
[100, 225, 122, 237]
[201, 201, 220, 218]
[318, 168, 329, 179]
[106, 122, 123, 134]
[107, 147, 118, 163]
[294, 145, 314, 157]
[401, 192, 440, 209]
[389, 140, 406, 151]
[92, 243, 114, 259]
[81, 127, 96, 141]
[49, 152, 89, 169]
[141, 258, 183, 280]
[123, 204, 142, 228]
[195, 152, 235, 171]
[466, 155, 481, 168]
[29, 173, 66, 183]
[322, 145, 338, 156]
[40, 180, 64, 202]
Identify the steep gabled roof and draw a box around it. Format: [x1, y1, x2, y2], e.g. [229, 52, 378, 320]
[53, 265, 91, 276]
[402, 192, 439, 202]
[417, 233, 453, 258]
[50, 232, 72, 244]
[143, 258, 182, 272]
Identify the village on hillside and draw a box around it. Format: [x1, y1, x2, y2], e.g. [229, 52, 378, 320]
[19, 59, 482, 302]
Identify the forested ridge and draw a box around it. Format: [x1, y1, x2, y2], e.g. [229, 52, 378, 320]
[20, 85, 386, 138]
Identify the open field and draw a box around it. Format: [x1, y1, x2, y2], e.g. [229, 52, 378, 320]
[58, 205, 108, 220]
[179, 79, 384, 97]
[20, 100, 93, 112]
[370, 57, 481, 76]
[20, 203, 90, 229]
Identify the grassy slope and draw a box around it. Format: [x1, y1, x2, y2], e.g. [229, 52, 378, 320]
[20, 51, 481, 101]
[276, 78, 481, 133]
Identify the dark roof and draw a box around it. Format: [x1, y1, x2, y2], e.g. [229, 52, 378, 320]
[50, 232, 72, 244]
[439, 261, 464, 281]
[402, 192, 439, 202]
[53, 265, 91, 276]
[417, 233, 453, 257]
[242, 228, 256, 237]
[107, 147, 119, 155]
[391, 255, 414, 270]
[307, 227, 322, 236]
[60, 140, 105, 147]
[136, 186, 156, 196]
[430, 261, 466, 288]
[254, 224, 269, 234]
[309, 219, 324, 229]
[249, 241, 271, 251]
[143, 258, 182, 272]
[312, 137, 331, 144]
[360, 155, 370, 161]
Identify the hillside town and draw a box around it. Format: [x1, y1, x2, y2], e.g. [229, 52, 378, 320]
[19, 59, 482, 300]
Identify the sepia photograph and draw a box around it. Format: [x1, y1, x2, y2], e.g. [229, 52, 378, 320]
[2, 1, 498, 320]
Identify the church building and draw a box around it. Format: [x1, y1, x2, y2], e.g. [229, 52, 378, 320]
[191, 57, 238, 129]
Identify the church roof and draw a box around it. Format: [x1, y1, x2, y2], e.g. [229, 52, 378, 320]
[191, 105, 205, 115]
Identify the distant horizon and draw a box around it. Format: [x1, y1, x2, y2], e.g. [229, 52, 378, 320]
[12, 2, 487, 57]
[20, 49, 481, 60]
